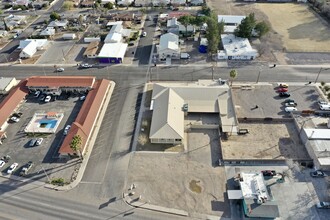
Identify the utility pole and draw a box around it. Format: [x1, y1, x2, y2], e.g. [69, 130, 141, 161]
[315, 67, 330, 84]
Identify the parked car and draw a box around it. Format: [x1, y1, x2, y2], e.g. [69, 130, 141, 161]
[9, 117, 20, 123]
[63, 125, 71, 136]
[319, 104, 330, 111]
[79, 63, 93, 69]
[12, 112, 23, 118]
[128, 42, 134, 46]
[277, 87, 288, 93]
[56, 68, 64, 72]
[142, 32, 147, 37]
[279, 92, 290, 97]
[284, 99, 295, 103]
[285, 107, 297, 112]
[36, 138, 43, 146]
[0, 160, 5, 168]
[318, 100, 328, 106]
[310, 170, 326, 177]
[29, 139, 37, 147]
[39, 94, 45, 101]
[79, 96, 86, 101]
[285, 102, 297, 107]
[7, 163, 18, 174]
[1, 155, 11, 163]
[44, 95, 51, 103]
[34, 91, 41, 97]
[316, 202, 330, 209]
[261, 170, 277, 176]
[19, 161, 34, 176]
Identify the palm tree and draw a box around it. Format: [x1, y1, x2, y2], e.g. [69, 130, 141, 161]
[70, 134, 83, 160]
[229, 69, 238, 87]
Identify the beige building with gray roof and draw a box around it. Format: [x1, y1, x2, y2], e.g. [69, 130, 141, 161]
[149, 80, 238, 144]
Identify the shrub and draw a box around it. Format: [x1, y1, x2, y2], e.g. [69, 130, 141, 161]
[321, 81, 326, 86]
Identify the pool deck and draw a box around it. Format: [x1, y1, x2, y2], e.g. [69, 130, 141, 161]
[24, 112, 64, 134]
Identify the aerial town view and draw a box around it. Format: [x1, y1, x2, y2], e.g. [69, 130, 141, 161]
[0, 0, 330, 219]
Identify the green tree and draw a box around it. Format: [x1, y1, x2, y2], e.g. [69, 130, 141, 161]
[50, 12, 61, 20]
[254, 21, 269, 37]
[78, 14, 84, 25]
[234, 13, 256, 39]
[178, 15, 194, 37]
[206, 16, 220, 56]
[200, 5, 211, 16]
[94, 2, 100, 8]
[229, 69, 238, 86]
[70, 134, 83, 159]
[0, 9, 3, 15]
[62, 1, 74, 11]
[104, 2, 113, 10]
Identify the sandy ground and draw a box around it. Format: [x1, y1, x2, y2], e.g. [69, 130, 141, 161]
[126, 152, 230, 217]
[257, 3, 330, 52]
[207, 1, 330, 61]
[222, 122, 310, 160]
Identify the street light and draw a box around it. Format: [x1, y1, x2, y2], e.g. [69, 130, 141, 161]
[314, 67, 330, 84]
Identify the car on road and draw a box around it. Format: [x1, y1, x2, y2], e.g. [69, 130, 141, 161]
[142, 32, 147, 37]
[310, 170, 326, 177]
[44, 95, 51, 103]
[285, 107, 297, 112]
[316, 202, 330, 209]
[279, 83, 289, 88]
[36, 138, 43, 146]
[19, 161, 34, 176]
[63, 125, 71, 136]
[277, 87, 288, 92]
[279, 92, 290, 97]
[0, 160, 5, 168]
[29, 139, 37, 147]
[56, 68, 64, 72]
[285, 102, 297, 107]
[9, 116, 20, 123]
[261, 170, 277, 176]
[320, 104, 330, 110]
[7, 163, 18, 174]
[79, 63, 93, 69]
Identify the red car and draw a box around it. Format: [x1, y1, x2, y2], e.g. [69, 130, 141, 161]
[277, 87, 288, 92]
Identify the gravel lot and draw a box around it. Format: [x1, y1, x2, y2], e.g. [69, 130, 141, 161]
[36, 41, 75, 64]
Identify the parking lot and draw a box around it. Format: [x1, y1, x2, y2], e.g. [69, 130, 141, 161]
[0, 92, 85, 179]
[232, 84, 321, 118]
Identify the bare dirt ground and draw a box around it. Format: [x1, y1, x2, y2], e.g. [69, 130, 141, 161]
[206, 1, 330, 63]
[126, 153, 230, 217]
[221, 122, 310, 160]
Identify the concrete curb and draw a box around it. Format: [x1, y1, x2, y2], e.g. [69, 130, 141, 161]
[122, 192, 189, 217]
[44, 81, 116, 191]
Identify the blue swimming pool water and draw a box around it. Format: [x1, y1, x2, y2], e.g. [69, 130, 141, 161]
[39, 119, 58, 129]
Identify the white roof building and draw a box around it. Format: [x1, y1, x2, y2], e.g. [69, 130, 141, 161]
[190, 0, 204, 5]
[117, 0, 134, 5]
[149, 80, 238, 144]
[152, 0, 171, 6]
[104, 24, 131, 43]
[218, 15, 246, 33]
[98, 43, 128, 63]
[101, 0, 116, 4]
[19, 39, 48, 50]
[48, 20, 68, 28]
[0, 77, 18, 94]
[40, 27, 55, 36]
[171, 0, 186, 5]
[158, 33, 180, 60]
[20, 41, 37, 58]
[134, 0, 152, 6]
[219, 34, 258, 60]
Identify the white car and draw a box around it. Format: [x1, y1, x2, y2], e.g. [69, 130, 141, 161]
[285, 107, 297, 112]
[79, 96, 86, 101]
[56, 68, 64, 72]
[44, 95, 51, 103]
[7, 163, 18, 174]
[63, 125, 71, 136]
[142, 32, 147, 37]
[0, 160, 5, 168]
[316, 202, 330, 209]
[10, 117, 20, 122]
[318, 100, 328, 106]
[36, 138, 44, 146]
[320, 104, 330, 110]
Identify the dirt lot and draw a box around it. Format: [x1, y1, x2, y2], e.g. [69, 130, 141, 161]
[207, 1, 330, 61]
[221, 121, 310, 160]
[126, 152, 230, 217]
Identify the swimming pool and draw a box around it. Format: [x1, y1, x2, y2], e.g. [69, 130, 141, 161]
[39, 119, 58, 129]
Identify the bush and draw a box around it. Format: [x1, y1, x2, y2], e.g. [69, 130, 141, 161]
[321, 81, 326, 86]
[51, 178, 65, 186]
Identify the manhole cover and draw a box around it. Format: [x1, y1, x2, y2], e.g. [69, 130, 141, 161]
[189, 180, 202, 194]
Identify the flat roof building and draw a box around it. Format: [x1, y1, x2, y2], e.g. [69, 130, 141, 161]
[0, 77, 18, 94]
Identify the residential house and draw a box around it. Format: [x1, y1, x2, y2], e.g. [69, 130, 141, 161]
[100, 0, 116, 5]
[104, 23, 131, 43]
[2, 14, 27, 30]
[158, 33, 180, 60]
[117, 0, 134, 6]
[81, 0, 95, 7]
[218, 15, 246, 33]
[111, 12, 135, 21]
[40, 27, 55, 37]
[31, 1, 49, 10]
[189, 0, 203, 5]
[167, 18, 195, 36]
[218, 34, 258, 60]
[0, 30, 8, 37]
[48, 20, 69, 29]
[18, 39, 48, 58]
[152, 0, 171, 6]
[13, 0, 31, 7]
[171, 0, 186, 5]
[167, 17, 179, 28]
[134, 0, 152, 6]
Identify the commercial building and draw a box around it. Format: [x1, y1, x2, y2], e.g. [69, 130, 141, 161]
[98, 43, 128, 64]
[149, 80, 238, 144]
[0, 77, 18, 94]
